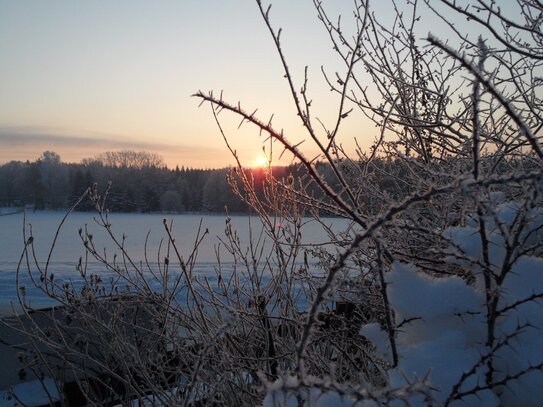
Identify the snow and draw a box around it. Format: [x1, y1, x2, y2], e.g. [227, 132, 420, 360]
[384, 263, 488, 405]
[1, 205, 541, 406]
[0, 211, 350, 264]
[359, 323, 390, 362]
[0, 377, 59, 407]
[0, 208, 22, 217]
[0, 211, 352, 402]
[0, 211, 349, 313]
[264, 203, 543, 406]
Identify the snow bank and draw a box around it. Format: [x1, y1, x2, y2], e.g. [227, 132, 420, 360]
[0, 377, 59, 407]
[263, 203, 543, 406]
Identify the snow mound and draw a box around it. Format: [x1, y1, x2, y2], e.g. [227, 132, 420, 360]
[264, 203, 543, 406]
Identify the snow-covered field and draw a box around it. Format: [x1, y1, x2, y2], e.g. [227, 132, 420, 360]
[0, 210, 348, 313]
[4, 207, 541, 406]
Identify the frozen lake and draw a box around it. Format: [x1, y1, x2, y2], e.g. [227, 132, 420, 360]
[0, 210, 352, 312]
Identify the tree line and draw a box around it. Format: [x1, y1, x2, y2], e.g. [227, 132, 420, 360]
[1, 149, 532, 216]
[0, 150, 256, 213]
[1, 150, 340, 214]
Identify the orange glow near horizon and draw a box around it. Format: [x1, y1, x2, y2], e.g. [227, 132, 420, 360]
[253, 154, 269, 168]
[0, 2, 378, 170]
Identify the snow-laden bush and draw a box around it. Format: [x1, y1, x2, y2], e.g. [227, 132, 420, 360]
[264, 204, 543, 406]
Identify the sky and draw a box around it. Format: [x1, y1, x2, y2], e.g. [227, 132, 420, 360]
[0, 1, 517, 169]
[0, 1, 357, 168]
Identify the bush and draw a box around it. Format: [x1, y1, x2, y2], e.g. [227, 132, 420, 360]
[7, 0, 543, 406]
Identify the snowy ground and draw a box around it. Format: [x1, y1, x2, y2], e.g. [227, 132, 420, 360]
[1, 206, 542, 405]
[0, 210, 349, 313]
[263, 203, 543, 406]
[0, 377, 59, 407]
[0, 210, 348, 406]
[0, 208, 23, 217]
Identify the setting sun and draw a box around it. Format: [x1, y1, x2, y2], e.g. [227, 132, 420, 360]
[253, 154, 269, 168]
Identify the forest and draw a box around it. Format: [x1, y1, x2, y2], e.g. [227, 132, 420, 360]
[0, 149, 424, 215]
[0, 150, 264, 213]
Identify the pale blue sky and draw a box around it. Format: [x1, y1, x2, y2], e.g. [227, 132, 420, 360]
[0, 1, 349, 167]
[0, 1, 517, 168]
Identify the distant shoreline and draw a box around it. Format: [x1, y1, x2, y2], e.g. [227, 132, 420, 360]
[0, 207, 24, 216]
[3, 208, 342, 219]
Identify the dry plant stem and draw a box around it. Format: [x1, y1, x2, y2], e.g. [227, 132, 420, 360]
[296, 171, 541, 375]
[89, 198, 154, 295]
[43, 188, 91, 280]
[471, 40, 485, 180]
[195, 92, 368, 229]
[446, 324, 526, 403]
[255, 1, 361, 211]
[476, 203, 495, 385]
[17, 189, 91, 306]
[437, 0, 543, 60]
[451, 359, 543, 404]
[316, 1, 368, 153]
[427, 35, 543, 160]
[376, 241, 398, 367]
[181, 326, 226, 407]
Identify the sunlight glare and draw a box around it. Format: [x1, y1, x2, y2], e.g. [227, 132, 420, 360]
[254, 155, 269, 168]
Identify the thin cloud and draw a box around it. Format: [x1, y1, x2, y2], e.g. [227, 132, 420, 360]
[0, 127, 225, 167]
